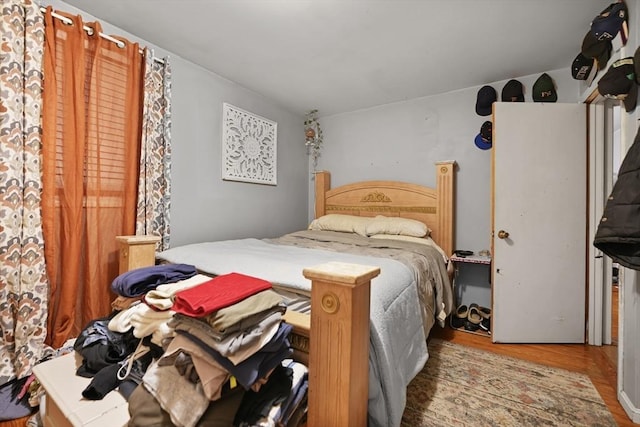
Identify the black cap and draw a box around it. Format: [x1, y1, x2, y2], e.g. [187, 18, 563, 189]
[581, 31, 612, 70]
[571, 52, 595, 81]
[532, 73, 557, 103]
[591, 1, 628, 44]
[597, 57, 637, 113]
[474, 121, 492, 150]
[501, 79, 524, 102]
[475, 85, 497, 116]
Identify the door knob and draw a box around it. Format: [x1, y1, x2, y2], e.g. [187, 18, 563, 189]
[497, 230, 510, 239]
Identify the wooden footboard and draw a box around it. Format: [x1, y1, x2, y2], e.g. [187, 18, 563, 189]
[303, 261, 379, 427]
[116, 237, 379, 427]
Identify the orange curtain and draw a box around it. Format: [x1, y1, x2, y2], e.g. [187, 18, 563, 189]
[41, 7, 143, 347]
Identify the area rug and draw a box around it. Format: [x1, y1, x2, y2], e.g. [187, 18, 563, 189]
[401, 339, 617, 426]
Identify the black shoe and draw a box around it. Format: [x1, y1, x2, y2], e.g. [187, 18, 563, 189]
[464, 306, 482, 331]
[477, 306, 491, 333]
[451, 304, 468, 329]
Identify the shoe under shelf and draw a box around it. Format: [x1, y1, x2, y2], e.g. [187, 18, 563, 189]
[449, 316, 491, 338]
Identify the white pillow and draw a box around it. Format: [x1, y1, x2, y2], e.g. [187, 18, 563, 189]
[365, 215, 430, 238]
[308, 214, 371, 237]
[369, 234, 447, 261]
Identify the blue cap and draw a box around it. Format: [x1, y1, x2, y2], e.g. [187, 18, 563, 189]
[474, 121, 492, 150]
[474, 134, 492, 150]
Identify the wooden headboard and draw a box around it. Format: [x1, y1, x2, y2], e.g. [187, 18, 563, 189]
[314, 161, 456, 257]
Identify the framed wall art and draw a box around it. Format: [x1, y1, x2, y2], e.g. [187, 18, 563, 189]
[222, 103, 277, 185]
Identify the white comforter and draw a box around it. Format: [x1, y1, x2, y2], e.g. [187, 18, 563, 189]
[157, 232, 450, 427]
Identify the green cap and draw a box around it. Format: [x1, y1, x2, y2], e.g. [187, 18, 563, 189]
[532, 73, 557, 103]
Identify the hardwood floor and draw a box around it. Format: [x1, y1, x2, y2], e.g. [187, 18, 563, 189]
[432, 290, 633, 427]
[0, 415, 30, 427]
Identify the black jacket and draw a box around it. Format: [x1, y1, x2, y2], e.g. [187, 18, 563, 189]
[594, 126, 640, 270]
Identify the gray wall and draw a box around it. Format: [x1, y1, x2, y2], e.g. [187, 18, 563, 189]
[54, 0, 309, 248]
[168, 61, 308, 245]
[313, 69, 582, 253]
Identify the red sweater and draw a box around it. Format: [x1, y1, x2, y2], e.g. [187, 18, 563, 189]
[172, 272, 272, 317]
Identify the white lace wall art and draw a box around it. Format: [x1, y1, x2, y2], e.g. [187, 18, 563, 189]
[222, 103, 277, 185]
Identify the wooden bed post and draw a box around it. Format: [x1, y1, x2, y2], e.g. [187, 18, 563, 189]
[303, 262, 380, 427]
[435, 161, 456, 257]
[314, 171, 330, 218]
[115, 235, 160, 274]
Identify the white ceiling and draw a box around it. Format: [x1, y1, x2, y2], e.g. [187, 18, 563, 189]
[61, 0, 612, 117]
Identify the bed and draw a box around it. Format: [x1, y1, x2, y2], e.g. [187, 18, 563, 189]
[118, 161, 456, 427]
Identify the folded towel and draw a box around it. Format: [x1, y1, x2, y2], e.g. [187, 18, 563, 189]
[144, 274, 212, 310]
[108, 302, 142, 333]
[130, 306, 175, 338]
[108, 303, 175, 338]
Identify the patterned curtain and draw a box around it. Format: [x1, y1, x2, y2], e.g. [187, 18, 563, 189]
[0, 0, 48, 385]
[136, 48, 172, 251]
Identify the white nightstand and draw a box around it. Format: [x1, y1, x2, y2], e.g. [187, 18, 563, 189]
[450, 254, 491, 336]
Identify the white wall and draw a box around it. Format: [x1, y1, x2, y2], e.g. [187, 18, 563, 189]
[53, 0, 309, 247]
[314, 69, 582, 253]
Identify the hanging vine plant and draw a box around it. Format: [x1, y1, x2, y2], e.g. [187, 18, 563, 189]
[304, 109, 323, 169]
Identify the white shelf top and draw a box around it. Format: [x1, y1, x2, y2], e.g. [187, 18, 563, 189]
[450, 254, 491, 264]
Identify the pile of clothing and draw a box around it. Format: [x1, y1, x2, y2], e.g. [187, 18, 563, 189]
[73, 263, 309, 427]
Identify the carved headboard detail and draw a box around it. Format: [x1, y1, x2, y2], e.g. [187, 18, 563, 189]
[361, 191, 392, 203]
[314, 161, 456, 256]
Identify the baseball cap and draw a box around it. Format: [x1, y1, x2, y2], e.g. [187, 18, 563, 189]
[475, 85, 497, 116]
[597, 57, 637, 113]
[474, 121, 492, 150]
[532, 73, 557, 102]
[591, 1, 628, 45]
[501, 79, 524, 102]
[571, 52, 597, 83]
[581, 31, 612, 70]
